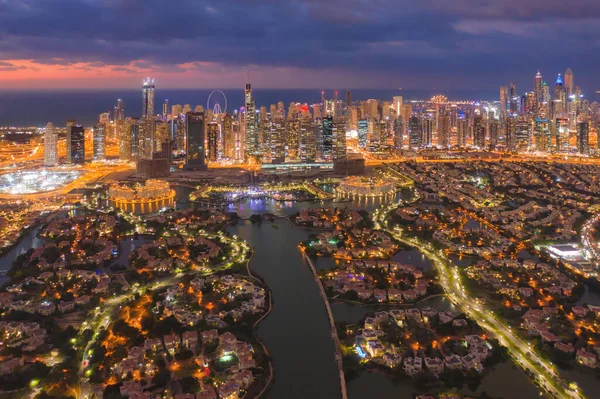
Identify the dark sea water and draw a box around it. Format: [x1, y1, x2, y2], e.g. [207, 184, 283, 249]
[0, 88, 501, 127]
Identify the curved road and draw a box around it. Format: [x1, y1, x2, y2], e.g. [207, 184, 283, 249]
[373, 204, 585, 399]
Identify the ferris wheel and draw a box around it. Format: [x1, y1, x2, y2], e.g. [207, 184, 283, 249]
[207, 90, 227, 114]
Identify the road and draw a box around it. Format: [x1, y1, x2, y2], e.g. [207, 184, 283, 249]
[373, 204, 585, 399]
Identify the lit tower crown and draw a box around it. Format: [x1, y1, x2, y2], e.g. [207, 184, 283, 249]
[555, 74, 563, 85]
[142, 77, 155, 119]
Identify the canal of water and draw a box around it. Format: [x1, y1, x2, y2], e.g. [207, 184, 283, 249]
[0, 190, 553, 399]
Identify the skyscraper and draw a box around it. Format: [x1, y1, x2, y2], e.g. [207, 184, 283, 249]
[534, 71, 543, 110]
[71, 124, 85, 164]
[357, 119, 368, 149]
[142, 77, 155, 119]
[332, 118, 347, 160]
[93, 123, 106, 161]
[509, 82, 519, 114]
[44, 122, 58, 166]
[161, 99, 169, 121]
[409, 116, 421, 149]
[500, 86, 508, 114]
[554, 74, 566, 117]
[186, 112, 206, 170]
[244, 83, 259, 159]
[564, 68, 574, 97]
[321, 116, 333, 161]
[473, 113, 485, 148]
[207, 121, 219, 162]
[66, 119, 76, 163]
[114, 99, 125, 121]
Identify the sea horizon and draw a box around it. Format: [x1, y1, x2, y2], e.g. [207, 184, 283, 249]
[1, 87, 597, 127]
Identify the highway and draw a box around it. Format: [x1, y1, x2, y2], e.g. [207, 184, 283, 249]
[373, 204, 585, 399]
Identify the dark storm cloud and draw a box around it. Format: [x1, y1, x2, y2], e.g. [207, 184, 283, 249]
[0, 0, 598, 90]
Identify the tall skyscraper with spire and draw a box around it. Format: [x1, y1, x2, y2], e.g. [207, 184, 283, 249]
[554, 74, 566, 117]
[534, 71, 543, 111]
[564, 68, 574, 97]
[142, 78, 155, 119]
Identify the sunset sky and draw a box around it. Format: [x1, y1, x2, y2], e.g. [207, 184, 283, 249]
[1, 0, 599, 92]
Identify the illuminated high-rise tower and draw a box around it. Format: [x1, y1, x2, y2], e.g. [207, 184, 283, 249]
[114, 99, 125, 121]
[244, 83, 259, 159]
[162, 99, 169, 121]
[71, 124, 85, 164]
[554, 74, 566, 117]
[509, 82, 519, 114]
[142, 77, 155, 119]
[93, 123, 106, 161]
[534, 71, 543, 110]
[186, 111, 207, 170]
[564, 68, 574, 97]
[66, 119, 76, 163]
[44, 122, 58, 166]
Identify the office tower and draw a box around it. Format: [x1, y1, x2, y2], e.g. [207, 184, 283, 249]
[578, 120, 589, 154]
[534, 71, 543, 110]
[409, 116, 421, 149]
[393, 117, 403, 150]
[393, 96, 403, 117]
[139, 118, 155, 160]
[71, 124, 85, 164]
[565, 68, 574, 97]
[555, 117, 569, 152]
[364, 99, 378, 119]
[489, 119, 499, 149]
[438, 115, 450, 148]
[43, 122, 58, 166]
[114, 99, 125, 121]
[244, 83, 259, 159]
[457, 115, 467, 147]
[554, 74, 566, 117]
[473, 114, 485, 148]
[321, 116, 333, 161]
[332, 118, 347, 160]
[130, 118, 141, 160]
[207, 121, 219, 162]
[345, 91, 352, 106]
[154, 121, 169, 153]
[299, 117, 317, 163]
[222, 113, 234, 159]
[534, 118, 550, 152]
[514, 116, 531, 152]
[357, 119, 368, 149]
[270, 117, 286, 164]
[369, 119, 386, 152]
[65, 119, 76, 163]
[421, 114, 434, 147]
[183, 104, 192, 114]
[119, 118, 133, 161]
[142, 77, 155, 118]
[186, 111, 206, 170]
[92, 123, 106, 161]
[401, 104, 412, 138]
[500, 86, 508, 113]
[506, 115, 516, 151]
[509, 82, 519, 114]
[162, 99, 169, 121]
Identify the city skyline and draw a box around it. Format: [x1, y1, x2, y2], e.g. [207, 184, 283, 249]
[0, 1, 600, 91]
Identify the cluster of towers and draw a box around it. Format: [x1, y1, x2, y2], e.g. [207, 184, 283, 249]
[43, 70, 600, 169]
[499, 69, 597, 154]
